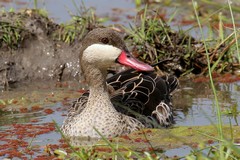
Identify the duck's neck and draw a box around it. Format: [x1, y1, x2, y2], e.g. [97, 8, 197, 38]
[83, 64, 107, 90]
[82, 64, 114, 111]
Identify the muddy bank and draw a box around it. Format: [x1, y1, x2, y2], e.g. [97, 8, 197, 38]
[0, 10, 96, 89]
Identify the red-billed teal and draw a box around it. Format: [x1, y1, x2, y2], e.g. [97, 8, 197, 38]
[61, 28, 178, 138]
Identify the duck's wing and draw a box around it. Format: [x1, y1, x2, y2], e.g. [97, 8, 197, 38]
[143, 75, 178, 127]
[109, 70, 156, 112]
[161, 75, 179, 93]
[108, 69, 178, 127]
[107, 69, 141, 90]
[143, 74, 179, 114]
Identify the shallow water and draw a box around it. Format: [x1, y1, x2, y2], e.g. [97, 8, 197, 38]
[0, 79, 239, 158]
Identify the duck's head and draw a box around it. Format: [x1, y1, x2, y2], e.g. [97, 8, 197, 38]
[80, 28, 154, 72]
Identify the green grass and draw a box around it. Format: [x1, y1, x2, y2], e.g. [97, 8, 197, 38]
[124, 7, 195, 76]
[192, 0, 223, 139]
[0, 9, 49, 50]
[0, 19, 23, 49]
[125, 2, 240, 76]
[227, 0, 240, 63]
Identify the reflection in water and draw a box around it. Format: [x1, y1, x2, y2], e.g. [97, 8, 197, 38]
[173, 80, 240, 126]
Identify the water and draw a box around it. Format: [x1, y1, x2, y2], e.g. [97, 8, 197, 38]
[0, 0, 136, 25]
[174, 80, 240, 127]
[0, 79, 239, 158]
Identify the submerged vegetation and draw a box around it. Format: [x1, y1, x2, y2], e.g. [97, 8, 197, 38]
[0, 0, 240, 159]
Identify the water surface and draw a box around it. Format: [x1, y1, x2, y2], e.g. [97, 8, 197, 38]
[0, 79, 239, 158]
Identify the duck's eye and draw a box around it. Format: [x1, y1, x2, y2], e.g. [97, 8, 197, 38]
[101, 37, 109, 44]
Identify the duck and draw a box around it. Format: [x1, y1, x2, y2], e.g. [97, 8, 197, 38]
[61, 28, 179, 138]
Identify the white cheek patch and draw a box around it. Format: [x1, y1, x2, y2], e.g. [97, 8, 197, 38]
[82, 44, 122, 64]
